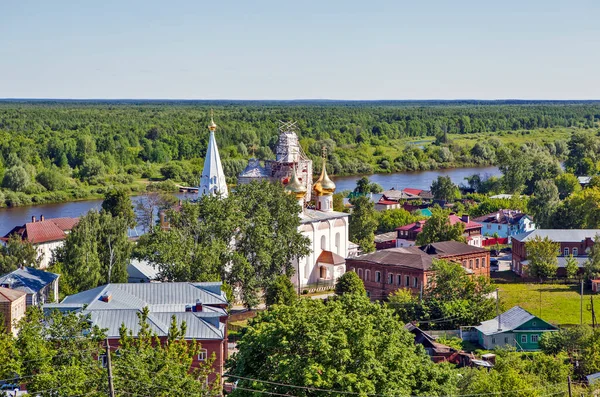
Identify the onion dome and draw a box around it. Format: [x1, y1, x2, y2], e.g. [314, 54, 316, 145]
[313, 160, 336, 196]
[285, 167, 307, 200]
[208, 109, 217, 131]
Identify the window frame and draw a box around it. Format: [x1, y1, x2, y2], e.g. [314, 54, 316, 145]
[564, 247, 569, 256]
[198, 348, 208, 361]
[521, 334, 527, 343]
[375, 271, 381, 283]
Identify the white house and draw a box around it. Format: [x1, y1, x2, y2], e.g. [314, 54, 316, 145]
[473, 210, 535, 240]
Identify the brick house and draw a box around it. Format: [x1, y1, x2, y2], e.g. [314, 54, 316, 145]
[0, 287, 27, 336]
[511, 229, 600, 277]
[44, 282, 229, 382]
[2, 216, 78, 269]
[346, 241, 490, 299]
[396, 214, 483, 248]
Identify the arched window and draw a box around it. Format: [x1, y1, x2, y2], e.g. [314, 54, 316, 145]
[476, 258, 480, 268]
[365, 270, 371, 281]
[564, 247, 569, 256]
[335, 233, 341, 255]
[574, 248, 579, 256]
[321, 235, 327, 251]
[358, 268, 363, 279]
[320, 266, 327, 279]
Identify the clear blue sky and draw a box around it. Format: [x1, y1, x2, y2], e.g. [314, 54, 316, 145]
[1, 0, 598, 99]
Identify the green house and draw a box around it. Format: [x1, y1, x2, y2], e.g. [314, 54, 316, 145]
[475, 306, 558, 351]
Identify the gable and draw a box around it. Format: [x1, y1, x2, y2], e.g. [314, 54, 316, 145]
[515, 317, 557, 331]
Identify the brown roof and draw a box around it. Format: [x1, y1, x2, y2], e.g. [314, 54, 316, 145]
[420, 241, 487, 257]
[4, 217, 78, 244]
[317, 250, 346, 265]
[0, 286, 27, 302]
[347, 247, 434, 271]
[374, 232, 398, 243]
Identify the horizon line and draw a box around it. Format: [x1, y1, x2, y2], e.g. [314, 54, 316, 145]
[2, 98, 600, 102]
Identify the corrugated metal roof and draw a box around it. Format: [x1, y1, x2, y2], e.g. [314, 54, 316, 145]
[0, 286, 26, 302]
[127, 259, 160, 282]
[513, 229, 600, 243]
[475, 306, 557, 335]
[0, 267, 59, 294]
[300, 209, 348, 224]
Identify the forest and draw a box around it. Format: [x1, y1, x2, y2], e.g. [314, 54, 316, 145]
[0, 100, 599, 207]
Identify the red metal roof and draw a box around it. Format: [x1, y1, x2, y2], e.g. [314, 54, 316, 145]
[448, 214, 482, 230]
[396, 220, 426, 232]
[377, 199, 401, 206]
[317, 250, 346, 265]
[403, 188, 423, 195]
[51, 217, 79, 231]
[4, 217, 79, 244]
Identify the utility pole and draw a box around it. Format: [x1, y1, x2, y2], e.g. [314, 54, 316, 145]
[591, 296, 596, 329]
[539, 290, 542, 318]
[581, 279, 584, 325]
[496, 288, 501, 331]
[568, 376, 573, 397]
[106, 339, 116, 397]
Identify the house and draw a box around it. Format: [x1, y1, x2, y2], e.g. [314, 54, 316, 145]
[475, 306, 558, 351]
[473, 210, 535, 240]
[396, 214, 483, 248]
[374, 232, 397, 250]
[44, 282, 229, 382]
[511, 229, 600, 277]
[0, 266, 59, 306]
[403, 188, 434, 201]
[0, 287, 27, 336]
[346, 241, 490, 299]
[2, 216, 78, 269]
[578, 176, 592, 188]
[375, 189, 419, 211]
[127, 259, 160, 283]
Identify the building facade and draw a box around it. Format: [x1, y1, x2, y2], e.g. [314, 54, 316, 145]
[473, 210, 535, 239]
[0, 287, 27, 336]
[45, 282, 229, 382]
[346, 241, 490, 299]
[0, 266, 59, 306]
[2, 216, 78, 269]
[511, 229, 600, 276]
[475, 306, 558, 351]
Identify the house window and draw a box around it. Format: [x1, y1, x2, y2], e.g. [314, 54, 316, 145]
[358, 269, 363, 279]
[532, 322, 537, 326]
[98, 354, 108, 368]
[573, 248, 578, 256]
[531, 335, 539, 343]
[397, 274, 402, 285]
[365, 270, 371, 281]
[492, 337, 496, 344]
[366, 291, 371, 298]
[487, 224, 491, 229]
[413, 277, 418, 288]
[469, 260, 473, 269]
[405, 275, 410, 287]
[504, 337, 509, 343]
[388, 273, 394, 284]
[482, 257, 486, 267]
[475, 258, 480, 268]
[521, 335, 527, 343]
[462, 260, 467, 267]
[497, 225, 501, 230]
[375, 271, 381, 283]
[564, 247, 569, 256]
[198, 349, 208, 361]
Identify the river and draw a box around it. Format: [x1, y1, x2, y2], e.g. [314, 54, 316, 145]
[0, 166, 500, 237]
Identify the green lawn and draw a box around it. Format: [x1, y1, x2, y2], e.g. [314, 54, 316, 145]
[498, 283, 594, 326]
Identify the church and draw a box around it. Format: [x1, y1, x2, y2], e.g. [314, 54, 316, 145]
[200, 118, 354, 289]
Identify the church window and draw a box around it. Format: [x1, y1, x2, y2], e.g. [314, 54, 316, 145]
[321, 236, 327, 251]
[320, 266, 327, 279]
[335, 233, 341, 255]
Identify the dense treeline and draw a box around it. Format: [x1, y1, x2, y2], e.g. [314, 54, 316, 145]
[0, 101, 598, 207]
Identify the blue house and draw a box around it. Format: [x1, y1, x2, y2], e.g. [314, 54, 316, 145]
[473, 210, 535, 239]
[475, 306, 558, 351]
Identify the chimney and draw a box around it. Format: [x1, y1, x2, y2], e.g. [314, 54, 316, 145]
[40, 214, 45, 222]
[195, 299, 203, 312]
[462, 214, 470, 223]
[100, 292, 112, 303]
[31, 216, 36, 223]
[185, 305, 193, 312]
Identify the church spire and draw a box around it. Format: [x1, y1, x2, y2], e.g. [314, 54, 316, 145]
[199, 110, 228, 198]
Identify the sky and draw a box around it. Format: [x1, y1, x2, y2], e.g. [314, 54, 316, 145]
[1, 0, 599, 100]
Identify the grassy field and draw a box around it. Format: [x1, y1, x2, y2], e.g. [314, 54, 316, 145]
[498, 282, 594, 326]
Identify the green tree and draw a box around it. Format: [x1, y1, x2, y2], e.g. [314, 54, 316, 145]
[102, 188, 136, 227]
[565, 254, 579, 280]
[387, 288, 422, 323]
[555, 173, 581, 200]
[528, 179, 559, 228]
[0, 234, 42, 273]
[585, 235, 600, 280]
[2, 165, 30, 191]
[525, 235, 559, 281]
[497, 147, 532, 194]
[430, 175, 459, 202]
[354, 177, 383, 194]
[376, 208, 424, 233]
[228, 294, 458, 397]
[265, 275, 297, 307]
[334, 271, 366, 296]
[36, 167, 68, 191]
[416, 207, 465, 245]
[349, 196, 378, 253]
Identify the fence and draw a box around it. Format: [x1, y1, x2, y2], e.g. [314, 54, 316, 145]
[482, 237, 509, 247]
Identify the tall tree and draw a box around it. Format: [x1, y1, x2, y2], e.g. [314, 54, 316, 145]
[585, 235, 600, 280]
[526, 235, 559, 281]
[376, 208, 424, 233]
[0, 234, 41, 273]
[264, 275, 297, 308]
[555, 173, 581, 200]
[565, 254, 580, 280]
[497, 147, 532, 194]
[228, 294, 458, 397]
[430, 175, 459, 202]
[349, 196, 378, 253]
[416, 207, 465, 245]
[528, 179, 560, 228]
[334, 271, 366, 296]
[102, 188, 136, 227]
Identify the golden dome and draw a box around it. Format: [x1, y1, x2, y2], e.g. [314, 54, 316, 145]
[313, 160, 336, 196]
[285, 167, 307, 200]
[208, 109, 217, 131]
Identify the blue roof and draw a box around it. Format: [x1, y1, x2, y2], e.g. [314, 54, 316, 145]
[0, 267, 59, 295]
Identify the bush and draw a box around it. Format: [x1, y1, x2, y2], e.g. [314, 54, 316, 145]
[2, 166, 30, 191]
[36, 168, 67, 191]
[335, 271, 366, 296]
[265, 275, 296, 307]
[79, 157, 105, 181]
